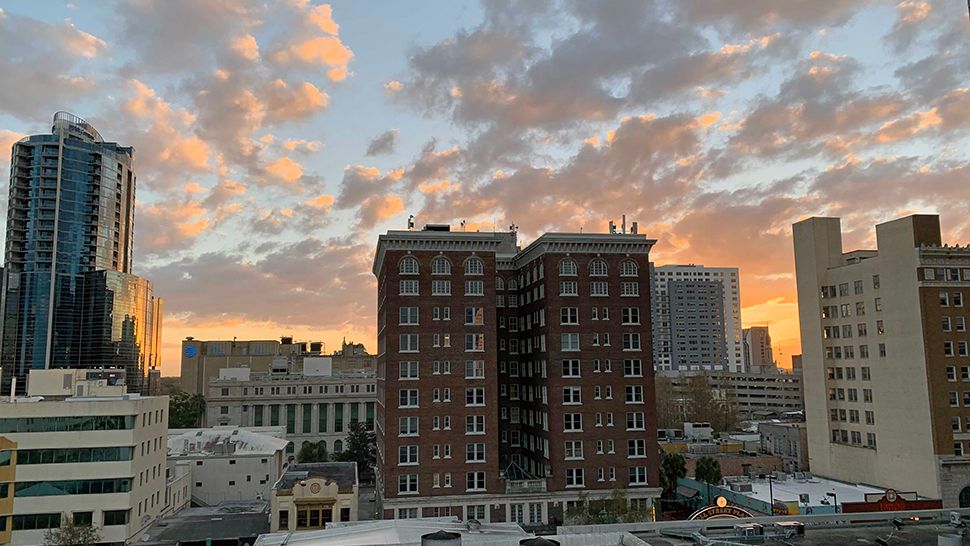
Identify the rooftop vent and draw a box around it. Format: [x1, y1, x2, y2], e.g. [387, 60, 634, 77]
[423, 224, 451, 232]
[421, 530, 461, 546]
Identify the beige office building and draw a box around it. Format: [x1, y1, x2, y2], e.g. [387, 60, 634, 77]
[794, 214, 970, 506]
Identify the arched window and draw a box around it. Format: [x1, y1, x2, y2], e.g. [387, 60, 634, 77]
[495, 277, 506, 291]
[621, 260, 639, 277]
[399, 256, 419, 275]
[508, 279, 518, 290]
[333, 440, 343, 453]
[589, 259, 608, 276]
[464, 257, 484, 275]
[432, 257, 451, 275]
[559, 259, 578, 276]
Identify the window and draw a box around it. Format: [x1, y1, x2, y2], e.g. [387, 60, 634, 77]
[840, 304, 851, 317]
[957, 293, 965, 307]
[399, 445, 418, 465]
[854, 280, 864, 294]
[958, 317, 967, 332]
[563, 386, 582, 404]
[399, 416, 418, 436]
[399, 334, 419, 352]
[858, 323, 868, 336]
[622, 307, 640, 324]
[399, 389, 419, 408]
[589, 260, 608, 276]
[432, 280, 451, 295]
[878, 343, 887, 357]
[862, 366, 871, 380]
[466, 471, 486, 491]
[465, 387, 485, 406]
[465, 280, 484, 295]
[399, 474, 418, 494]
[399, 257, 419, 275]
[563, 359, 581, 377]
[623, 333, 641, 351]
[432, 257, 451, 275]
[839, 283, 849, 296]
[561, 333, 580, 351]
[565, 468, 584, 488]
[466, 415, 485, 434]
[103, 510, 129, 526]
[620, 260, 638, 277]
[398, 508, 418, 519]
[464, 307, 484, 325]
[945, 341, 955, 357]
[856, 302, 866, 316]
[400, 280, 419, 295]
[877, 320, 885, 335]
[561, 307, 579, 324]
[560, 281, 578, 296]
[559, 259, 578, 276]
[624, 359, 643, 377]
[564, 413, 583, 431]
[496, 277, 505, 290]
[565, 440, 584, 460]
[466, 443, 486, 463]
[465, 360, 485, 378]
[941, 292, 950, 306]
[465, 333, 485, 352]
[625, 385, 644, 404]
[874, 297, 882, 312]
[464, 257, 484, 275]
[961, 341, 969, 357]
[628, 439, 647, 458]
[399, 307, 419, 325]
[621, 282, 639, 296]
[627, 412, 645, 430]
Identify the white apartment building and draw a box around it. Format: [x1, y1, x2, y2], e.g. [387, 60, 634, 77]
[0, 369, 168, 545]
[167, 426, 289, 506]
[795, 214, 970, 506]
[206, 358, 376, 459]
[652, 265, 743, 372]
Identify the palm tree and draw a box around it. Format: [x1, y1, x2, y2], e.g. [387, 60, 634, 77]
[659, 453, 687, 498]
[298, 441, 329, 463]
[695, 456, 722, 503]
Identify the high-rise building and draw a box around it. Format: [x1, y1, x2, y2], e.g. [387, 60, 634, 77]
[1, 112, 161, 393]
[651, 265, 742, 371]
[794, 214, 970, 506]
[373, 225, 660, 524]
[743, 326, 775, 374]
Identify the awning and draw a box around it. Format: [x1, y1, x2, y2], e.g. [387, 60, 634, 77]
[677, 485, 700, 498]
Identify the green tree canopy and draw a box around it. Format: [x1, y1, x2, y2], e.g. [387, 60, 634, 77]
[298, 440, 329, 463]
[168, 390, 206, 428]
[564, 489, 651, 525]
[659, 452, 687, 497]
[695, 456, 722, 486]
[332, 422, 376, 483]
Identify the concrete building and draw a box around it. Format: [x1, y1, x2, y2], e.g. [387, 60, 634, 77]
[270, 462, 359, 532]
[651, 265, 742, 372]
[137, 500, 270, 546]
[1, 112, 162, 394]
[743, 326, 775, 374]
[167, 426, 289, 506]
[205, 358, 377, 456]
[373, 224, 661, 525]
[759, 421, 809, 473]
[0, 369, 168, 545]
[657, 369, 803, 422]
[180, 336, 375, 396]
[794, 214, 970, 506]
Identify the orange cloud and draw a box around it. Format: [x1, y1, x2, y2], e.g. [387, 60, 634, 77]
[0, 129, 25, 164]
[230, 34, 260, 61]
[697, 111, 721, 127]
[267, 156, 303, 183]
[262, 80, 329, 120]
[273, 36, 353, 81]
[307, 3, 340, 34]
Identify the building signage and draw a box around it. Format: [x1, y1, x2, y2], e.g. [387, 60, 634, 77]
[841, 490, 943, 513]
[688, 497, 756, 520]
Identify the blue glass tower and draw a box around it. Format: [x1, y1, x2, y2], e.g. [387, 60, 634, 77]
[1, 112, 160, 393]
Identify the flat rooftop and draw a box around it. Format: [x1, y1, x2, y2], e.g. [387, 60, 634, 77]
[136, 501, 270, 545]
[741, 475, 885, 505]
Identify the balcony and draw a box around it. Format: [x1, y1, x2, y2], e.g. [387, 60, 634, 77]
[506, 479, 547, 494]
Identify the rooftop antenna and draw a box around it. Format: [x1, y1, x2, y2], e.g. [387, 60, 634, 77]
[509, 223, 518, 233]
[407, 214, 415, 231]
[608, 220, 616, 234]
[622, 214, 627, 234]
[460, 220, 466, 231]
[631, 221, 638, 234]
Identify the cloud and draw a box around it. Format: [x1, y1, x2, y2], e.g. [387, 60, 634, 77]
[266, 156, 304, 184]
[266, 2, 354, 81]
[365, 129, 399, 156]
[261, 80, 329, 121]
[230, 34, 260, 61]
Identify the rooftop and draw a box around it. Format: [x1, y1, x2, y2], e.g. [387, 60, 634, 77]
[168, 426, 289, 457]
[136, 501, 269, 545]
[739, 474, 885, 506]
[255, 518, 530, 546]
[274, 462, 359, 492]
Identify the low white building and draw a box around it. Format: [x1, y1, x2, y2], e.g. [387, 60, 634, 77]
[271, 462, 359, 532]
[167, 426, 289, 506]
[0, 369, 169, 546]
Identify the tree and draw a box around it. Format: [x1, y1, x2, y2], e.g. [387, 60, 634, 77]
[332, 422, 376, 483]
[168, 390, 207, 428]
[44, 521, 101, 546]
[659, 452, 687, 498]
[564, 489, 651, 525]
[298, 440, 329, 463]
[683, 372, 738, 433]
[695, 456, 723, 502]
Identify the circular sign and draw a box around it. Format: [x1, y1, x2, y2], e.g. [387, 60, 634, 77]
[716, 496, 728, 508]
[184, 346, 197, 358]
[310, 483, 321, 494]
[688, 501, 756, 520]
[885, 489, 898, 502]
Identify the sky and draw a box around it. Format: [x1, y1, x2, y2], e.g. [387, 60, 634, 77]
[0, 0, 968, 376]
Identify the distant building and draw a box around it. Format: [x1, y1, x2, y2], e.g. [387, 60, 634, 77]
[270, 462, 359, 532]
[136, 500, 269, 546]
[205, 359, 377, 457]
[743, 326, 775, 373]
[1, 113, 162, 394]
[0, 369, 168, 546]
[658, 369, 803, 422]
[180, 336, 375, 396]
[791, 354, 803, 374]
[167, 426, 289, 506]
[651, 265, 742, 372]
[794, 214, 970, 506]
[759, 421, 809, 473]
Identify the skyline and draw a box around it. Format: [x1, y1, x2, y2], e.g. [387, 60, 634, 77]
[1, 1, 968, 375]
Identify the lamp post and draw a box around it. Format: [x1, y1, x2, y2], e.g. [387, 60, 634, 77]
[767, 474, 774, 514]
[826, 491, 838, 513]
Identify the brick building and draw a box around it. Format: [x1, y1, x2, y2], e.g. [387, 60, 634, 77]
[372, 225, 661, 525]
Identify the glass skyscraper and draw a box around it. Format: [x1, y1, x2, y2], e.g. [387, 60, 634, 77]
[1, 112, 161, 393]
